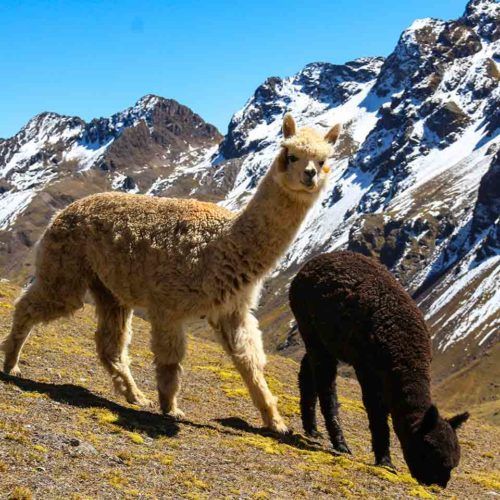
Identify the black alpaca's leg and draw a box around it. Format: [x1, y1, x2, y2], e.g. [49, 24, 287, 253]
[299, 353, 320, 437]
[313, 351, 351, 454]
[355, 367, 394, 469]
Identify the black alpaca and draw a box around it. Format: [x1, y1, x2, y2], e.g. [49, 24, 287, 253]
[289, 251, 469, 487]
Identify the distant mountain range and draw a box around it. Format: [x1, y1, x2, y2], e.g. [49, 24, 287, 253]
[1, 0, 498, 414]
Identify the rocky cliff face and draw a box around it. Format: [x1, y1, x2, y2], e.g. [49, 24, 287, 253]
[0, 0, 498, 383]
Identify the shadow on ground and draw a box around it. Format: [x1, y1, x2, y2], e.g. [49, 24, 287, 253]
[0, 372, 180, 438]
[216, 416, 330, 454]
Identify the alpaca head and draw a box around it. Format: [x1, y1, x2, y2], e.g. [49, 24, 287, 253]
[402, 405, 470, 487]
[274, 113, 340, 201]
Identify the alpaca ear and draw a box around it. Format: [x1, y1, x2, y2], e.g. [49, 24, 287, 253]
[283, 113, 296, 138]
[324, 123, 341, 145]
[448, 412, 470, 430]
[416, 405, 439, 434]
[277, 147, 288, 172]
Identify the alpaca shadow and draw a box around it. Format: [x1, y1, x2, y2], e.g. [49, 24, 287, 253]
[215, 417, 328, 454]
[0, 372, 180, 439]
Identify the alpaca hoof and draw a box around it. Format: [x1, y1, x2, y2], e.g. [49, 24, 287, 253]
[4, 364, 21, 377]
[268, 419, 289, 435]
[305, 429, 323, 439]
[332, 443, 352, 455]
[132, 397, 154, 408]
[376, 458, 396, 471]
[128, 393, 154, 408]
[164, 408, 185, 420]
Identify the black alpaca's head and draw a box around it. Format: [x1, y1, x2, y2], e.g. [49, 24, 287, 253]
[402, 405, 469, 487]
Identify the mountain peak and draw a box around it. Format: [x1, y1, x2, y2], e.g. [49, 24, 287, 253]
[135, 94, 164, 110]
[463, 0, 499, 40]
[464, 0, 498, 15]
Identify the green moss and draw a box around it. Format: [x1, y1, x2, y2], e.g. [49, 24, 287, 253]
[106, 471, 129, 489]
[233, 435, 289, 455]
[409, 487, 434, 499]
[117, 450, 133, 465]
[21, 392, 46, 399]
[126, 431, 144, 444]
[252, 491, 270, 499]
[467, 471, 500, 490]
[92, 408, 119, 424]
[8, 487, 33, 500]
[222, 386, 248, 398]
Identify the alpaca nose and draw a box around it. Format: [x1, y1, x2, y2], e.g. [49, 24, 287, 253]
[304, 168, 316, 180]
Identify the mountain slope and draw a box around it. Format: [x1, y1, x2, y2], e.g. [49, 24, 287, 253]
[0, 281, 498, 499]
[185, 0, 499, 383]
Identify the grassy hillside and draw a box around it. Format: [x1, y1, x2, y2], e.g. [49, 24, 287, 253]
[0, 281, 498, 499]
[434, 342, 500, 426]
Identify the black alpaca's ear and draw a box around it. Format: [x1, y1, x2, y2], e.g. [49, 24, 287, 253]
[324, 123, 341, 145]
[283, 113, 296, 138]
[448, 412, 470, 430]
[416, 405, 439, 434]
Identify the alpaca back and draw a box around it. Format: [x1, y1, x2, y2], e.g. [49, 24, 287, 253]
[40, 192, 235, 311]
[289, 251, 431, 373]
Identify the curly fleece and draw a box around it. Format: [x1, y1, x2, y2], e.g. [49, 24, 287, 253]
[282, 127, 333, 159]
[289, 251, 467, 487]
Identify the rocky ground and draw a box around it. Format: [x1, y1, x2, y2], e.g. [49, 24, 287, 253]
[0, 281, 498, 499]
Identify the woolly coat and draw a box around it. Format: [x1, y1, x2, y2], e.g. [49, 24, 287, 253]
[289, 251, 433, 413]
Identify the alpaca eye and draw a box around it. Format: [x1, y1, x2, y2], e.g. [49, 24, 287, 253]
[318, 160, 325, 167]
[288, 155, 299, 163]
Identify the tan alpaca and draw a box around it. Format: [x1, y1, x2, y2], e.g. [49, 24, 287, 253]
[1, 114, 340, 433]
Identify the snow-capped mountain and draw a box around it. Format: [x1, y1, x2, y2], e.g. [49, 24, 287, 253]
[0, 0, 498, 385]
[189, 0, 499, 378]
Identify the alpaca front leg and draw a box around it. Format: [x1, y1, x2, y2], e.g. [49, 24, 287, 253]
[356, 367, 394, 469]
[150, 318, 186, 419]
[212, 311, 288, 434]
[313, 353, 351, 454]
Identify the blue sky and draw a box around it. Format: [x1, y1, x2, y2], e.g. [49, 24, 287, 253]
[1, 0, 465, 138]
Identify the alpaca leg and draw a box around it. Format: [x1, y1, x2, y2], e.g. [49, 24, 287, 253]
[90, 280, 150, 407]
[312, 351, 351, 454]
[1, 279, 86, 375]
[150, 315, 186, 419]
[211, 311, 288, 434]
[299, 352, 320, 437]
[356, 367, 393, 468]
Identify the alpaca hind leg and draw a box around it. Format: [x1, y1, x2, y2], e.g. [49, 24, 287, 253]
[90, 279, 150, 407]
[299, 352, 320, 437]
[150, 315, 186, 418]
[211, 311, 288, 434]
[355, 367, 393, 468]
[312, 350, 351, 454]
[1, 279, 86, 375]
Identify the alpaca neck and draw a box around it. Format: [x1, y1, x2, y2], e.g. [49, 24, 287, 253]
[232, 170, 312, 266]
[207, 164, 315, 295]
[388, 368, 432, 436]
